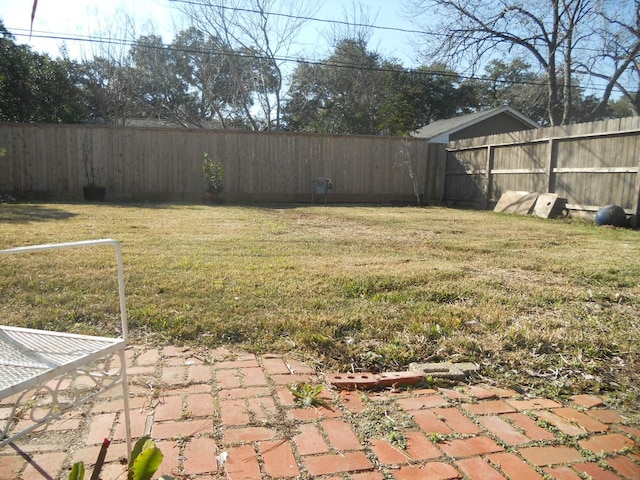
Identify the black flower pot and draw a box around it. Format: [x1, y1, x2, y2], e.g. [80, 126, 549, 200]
[83, 186, 106, 201]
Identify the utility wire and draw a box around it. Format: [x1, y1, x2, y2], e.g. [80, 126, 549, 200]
[6, 28, 628, 93]
[167, 0, 432, 36]
[4, 29, 547, 87]
[167, 0, 608, 55]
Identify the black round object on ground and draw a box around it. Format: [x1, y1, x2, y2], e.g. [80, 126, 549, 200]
[595, 204, 628, 227]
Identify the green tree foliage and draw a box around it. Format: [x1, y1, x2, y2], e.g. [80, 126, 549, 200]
[119, 29, 278, 129]
[9, 3, 639, 130]
[173, 0, 319, 131]
[284, 39, 384, 134]
[473, 58, 621, 125]
[378, 63, 477, 135]
[129, 34, 195, 125]
[608, 95, 638, 118]
[472, 59, 550, 125]
[283, 40, 477, 135]
[78, 56, 136, 125]
[0, 23, 86, 123]
[170, 28, 244, 128]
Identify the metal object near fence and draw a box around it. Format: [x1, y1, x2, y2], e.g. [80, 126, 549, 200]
[312, 177, 333, 204]
[0, 239, 132, 458]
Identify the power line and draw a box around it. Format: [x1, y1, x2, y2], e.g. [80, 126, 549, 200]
[167, 0, 432, 36]
[6, 28, 630, 94]
[167, 0, 608, 56]
[3, 28, 542, 85]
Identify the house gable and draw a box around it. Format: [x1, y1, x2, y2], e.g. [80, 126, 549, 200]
[448, 111, 534, 141]
[413, 107, 539, 143]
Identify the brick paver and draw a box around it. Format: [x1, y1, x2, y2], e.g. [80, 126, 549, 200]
[553, 407, 609, 432]
[534, 409, 588, 435]
[433, 407, 482, 434]
[1, 345, 639, 480]
[579, 433, 635, 453]
[303, 451, 374, 476]
[395, 462, 462, 480]
[340, 390, 368, 413]
[183, 437, 218, 475]
[438, 436, 504, 458]
[570, 394, 605, 409]
[477, 415, 530, 445]
[20, 452, 67, 480]
[293, 423, 330, 455]
[260, 440, 300, 478]
[405, 432, 444, 460]
[188, 364, 212, 383]
[486, 452, 544, 480]
[587, 409, 628, 424]
[151, 418, 213, 439]
[543, 465, 584, 480]
[396, 394, 448, 410]
[502, 411, 556, 441]
[154, 394, 184, 422]
[456, 456, 507, 480]
[606, 455, 640, 479]
[413, 409, 455, 434]
[519, 445, 583, 466]
[370, 439, 414, 465]
[462, 399, 517, 415]
[225, 444, 261, 479]
[322, 418, 363, 450]
[507, 397, 562, 410]
[573, 462, 622, 480]
[222, 425, 273, 444]
[85, 413, 117, 445]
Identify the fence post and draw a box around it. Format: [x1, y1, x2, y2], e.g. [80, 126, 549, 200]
[635, 153, 640, 219]
[546, 138, 557, 193]
[485, 145, 494, 209]
[432, 143, 447, 204]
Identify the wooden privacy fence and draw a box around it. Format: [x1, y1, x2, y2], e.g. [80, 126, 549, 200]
[3, 118, 639, 212]
[0, 123, 439, 204]
[444, 116, 640, 217]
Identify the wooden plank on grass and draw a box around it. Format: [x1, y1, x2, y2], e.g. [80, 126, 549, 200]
[494, 191, 539, 214]
[533, 193, 560, 218]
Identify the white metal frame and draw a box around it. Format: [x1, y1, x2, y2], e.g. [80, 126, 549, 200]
[0, 239, 132, 457]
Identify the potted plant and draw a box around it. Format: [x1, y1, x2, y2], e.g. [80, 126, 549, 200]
[82, 129, 106, 201]
[202, 152, 224, 202]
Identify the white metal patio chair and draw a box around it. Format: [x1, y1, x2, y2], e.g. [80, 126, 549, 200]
[0, 239, 132, 457]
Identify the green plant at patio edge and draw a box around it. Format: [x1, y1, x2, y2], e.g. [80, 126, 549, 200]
[288, 382, 329, 408]
[68, 436, 174, 480]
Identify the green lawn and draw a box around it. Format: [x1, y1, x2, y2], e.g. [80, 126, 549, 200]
[1, 203, 638, 406]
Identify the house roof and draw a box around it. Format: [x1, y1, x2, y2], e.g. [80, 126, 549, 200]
[412, 106, 539, 142]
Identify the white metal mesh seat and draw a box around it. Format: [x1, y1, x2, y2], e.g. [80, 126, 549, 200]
[0, 239, 132, 457]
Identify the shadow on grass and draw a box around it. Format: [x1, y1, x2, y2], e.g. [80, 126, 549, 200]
[0, 205, 78, 223]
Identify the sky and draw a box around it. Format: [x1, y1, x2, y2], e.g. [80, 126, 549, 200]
[0, 0, 422, 68]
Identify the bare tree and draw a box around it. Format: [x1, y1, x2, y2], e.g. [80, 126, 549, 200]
[404, 0, 639, 125]
[398, 138, 421, 206]
[322, 1, 377, 49]
[173, 0, 322, 130]
[575, 0, 640, 117]
[77, 10, 141, 125]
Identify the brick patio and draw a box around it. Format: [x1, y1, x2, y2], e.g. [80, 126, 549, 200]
[1, 345, 638, 479]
